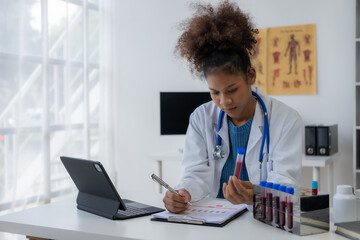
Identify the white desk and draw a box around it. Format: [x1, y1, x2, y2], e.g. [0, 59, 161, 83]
[0, 191, 347, 240]
[150, 153, 340, 195]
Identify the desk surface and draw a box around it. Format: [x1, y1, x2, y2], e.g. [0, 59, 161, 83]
[0, 191, 347, 240]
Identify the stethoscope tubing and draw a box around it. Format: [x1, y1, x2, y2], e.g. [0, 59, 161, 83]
[252, 91, 270, 163]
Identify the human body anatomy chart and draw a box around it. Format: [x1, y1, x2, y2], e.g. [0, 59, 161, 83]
[250, 24, 316, 95]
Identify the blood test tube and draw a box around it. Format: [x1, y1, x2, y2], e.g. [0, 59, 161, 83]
[272, 183, 280, 225]
[286, 187, 294, 230]
[233, 148, 245, 179]
[311, 181, 318, 196]
[260, 181, 267, 221]
[266, 182, 273, 222]
[279, 185, 287, 228]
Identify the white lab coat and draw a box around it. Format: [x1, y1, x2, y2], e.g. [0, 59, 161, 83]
[175, 86, 303, 202]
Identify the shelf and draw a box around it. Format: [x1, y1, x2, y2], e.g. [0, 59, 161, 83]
[357, 42, 360, 83]
[357, 0, 360, 38]
[356, 87, 360, 125]
[356, 0, 360, 189]
[302, 154, 339, 168]
[357, 131, 360, 170]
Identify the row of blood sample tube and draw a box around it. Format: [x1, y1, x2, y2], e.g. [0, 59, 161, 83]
[259, 181, 294, 230]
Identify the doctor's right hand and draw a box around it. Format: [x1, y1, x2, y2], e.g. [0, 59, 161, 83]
[163, 189, 191, 213]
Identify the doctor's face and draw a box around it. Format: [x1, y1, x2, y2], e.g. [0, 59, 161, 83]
[206, 69, 256, 125]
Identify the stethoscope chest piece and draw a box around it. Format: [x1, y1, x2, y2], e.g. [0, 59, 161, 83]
[213, 145, 225, 160]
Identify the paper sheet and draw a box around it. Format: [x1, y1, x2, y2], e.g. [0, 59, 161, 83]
[152, 199, 247, 224]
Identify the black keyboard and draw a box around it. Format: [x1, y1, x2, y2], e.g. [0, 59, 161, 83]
[117, 205, 150, 217]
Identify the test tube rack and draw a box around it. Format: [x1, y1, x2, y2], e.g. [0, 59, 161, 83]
[253, 184, 329, 236]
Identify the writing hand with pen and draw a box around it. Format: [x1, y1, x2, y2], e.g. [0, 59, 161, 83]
[151, 174, 191, 213]
[223, 176, 254, 205]
[163, 189, 191, 213]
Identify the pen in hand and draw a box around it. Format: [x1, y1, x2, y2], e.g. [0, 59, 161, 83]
[151, 173, 192, 205]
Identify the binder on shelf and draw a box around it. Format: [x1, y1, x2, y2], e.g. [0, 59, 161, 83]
[151, 198, 248, 227]
[305, 124, 338, 156]
[317, 125, 338, 156]
[305, 126, 317, 155]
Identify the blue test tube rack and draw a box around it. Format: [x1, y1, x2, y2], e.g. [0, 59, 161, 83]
[253, 183, 329, 236]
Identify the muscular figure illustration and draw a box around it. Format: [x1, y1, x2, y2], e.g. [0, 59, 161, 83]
[284, 34, 300, 75]
[272, 68, 280, 86]
[273, 51, 280, 64]
[303, 69, 308, 85]
[256, 61, 263, 75]
[304, 34, 311, 45]
[294, 79, 301, 88]
[273, 37, 279, 47]
[303, 49, 311, 62]
[257, 79, 264, 86]
[283, 81, 290, 89]
[251, 37, 261, 59]
[308, 65, 313, 85]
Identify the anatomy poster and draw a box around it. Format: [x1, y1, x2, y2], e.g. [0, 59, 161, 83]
[267, 24, 317, 95]
[250, 28, 268, 94]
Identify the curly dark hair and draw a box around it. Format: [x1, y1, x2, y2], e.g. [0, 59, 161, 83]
[175, 1, 258, 78]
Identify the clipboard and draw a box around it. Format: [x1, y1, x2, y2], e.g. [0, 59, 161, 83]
[151, 208, 247, 227]
[151, 199, 248, 227]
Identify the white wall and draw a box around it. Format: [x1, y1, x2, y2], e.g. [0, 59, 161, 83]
[112, 0, 355, 195]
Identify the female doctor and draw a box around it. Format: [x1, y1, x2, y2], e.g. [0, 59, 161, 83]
[163, 1, 303, 213]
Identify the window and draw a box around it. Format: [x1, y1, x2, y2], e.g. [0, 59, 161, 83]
[0, 0, 100, 210]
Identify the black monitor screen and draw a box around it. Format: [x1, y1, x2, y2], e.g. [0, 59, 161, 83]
[160, 92, 212, 135]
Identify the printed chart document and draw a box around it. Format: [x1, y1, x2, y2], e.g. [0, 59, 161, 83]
[151, 198, 247, 227]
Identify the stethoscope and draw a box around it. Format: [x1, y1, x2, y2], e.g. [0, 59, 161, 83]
[212, 91, 270, 180]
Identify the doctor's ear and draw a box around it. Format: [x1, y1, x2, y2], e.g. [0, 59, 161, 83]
[246, 67, 256, 85]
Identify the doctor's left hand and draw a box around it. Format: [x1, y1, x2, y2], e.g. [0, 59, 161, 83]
[223, 176, 253, 205]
